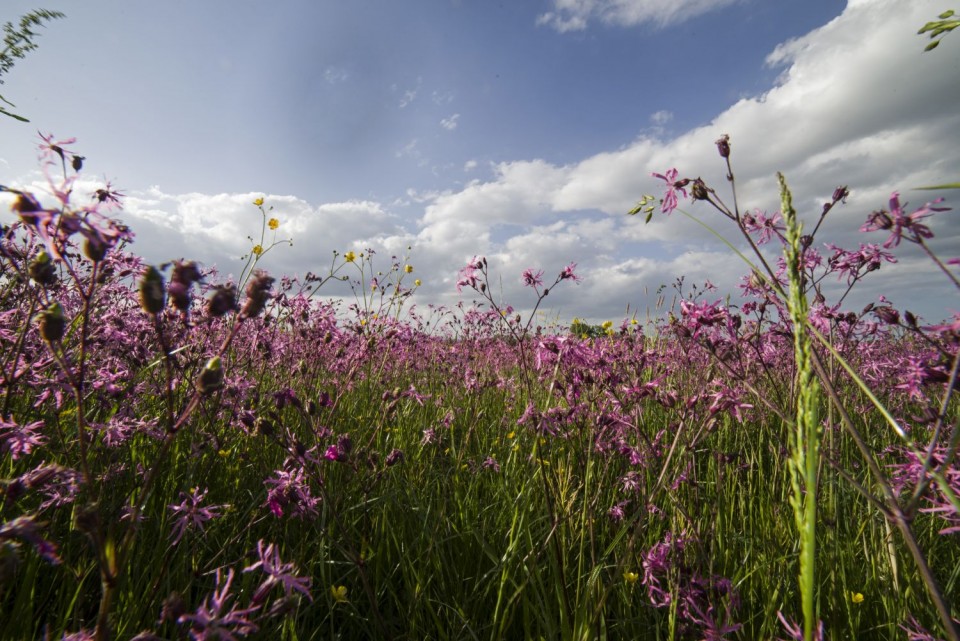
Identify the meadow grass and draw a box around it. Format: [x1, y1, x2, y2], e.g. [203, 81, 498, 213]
[0, 135, 958, 641]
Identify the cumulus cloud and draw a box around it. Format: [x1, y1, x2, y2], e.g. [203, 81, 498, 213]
[537, 0, 741, 32]
[6, 0, 955, 327]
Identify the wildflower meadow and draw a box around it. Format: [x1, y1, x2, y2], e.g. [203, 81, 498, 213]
[0, 14, 959, 637]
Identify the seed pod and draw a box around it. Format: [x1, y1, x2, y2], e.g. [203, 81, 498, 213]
[196, 356, 224, 395]
[139, 266, 166, 314]
[38, 302, 66, 342]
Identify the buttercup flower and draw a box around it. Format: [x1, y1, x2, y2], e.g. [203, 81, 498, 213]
[252, 245, 263, 256]
[850, 591, 864, 604]
[253, 197, 264, 206]
[404, 264, 413, 273]
[330, 585, 348, 603]
[268, 218, 279, 230]
[344, 251, 356, 263]
[624, 571, 639, 584]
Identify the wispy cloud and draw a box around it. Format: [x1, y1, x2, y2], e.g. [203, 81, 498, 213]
[440, 114, 460, 131]
[537, 0, 741, 32]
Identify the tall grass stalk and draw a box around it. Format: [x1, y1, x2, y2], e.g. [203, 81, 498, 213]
[779, 173, 822, 641]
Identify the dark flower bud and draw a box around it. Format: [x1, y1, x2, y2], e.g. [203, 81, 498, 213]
[71, 155, 84, 172]
[337, 433, 353, 455]
[691, 179, 709, 201]
[874, 307, 900, 325]
[385, 448, 404, 466]
[867, 210, 893, 231]
[833, 186, 849, 202]
[138, 266, 166, 314]
[241, 270, 274, 318]
[83, 235, 108, 262]
[171, 261, 202, 286]
[38, 302, 66, 342]
[206, 285, 237, 317]
[715, 134, 731, 158]
[168, 281, 191, 313]
[196, 356, 224, 396]
[73, 503, 100, 535]
[11, 192, 42, 226]
[904, 311, 918, 328]
[161, 592, 186, 623]
[29, 251, 57, 287]
[255, 417, 274, 437]
[800, 235, 813, 250]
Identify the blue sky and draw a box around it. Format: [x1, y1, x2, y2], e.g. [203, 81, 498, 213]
[2, 0, 958, 326]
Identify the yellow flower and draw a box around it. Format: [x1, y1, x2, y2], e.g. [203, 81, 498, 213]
[850, 591, 864, 604]
[414, 279, 422, 287]
[330, 585, 348, 603]
[253, 197, 264, 207]
[623, 571, 639, 584]
[252, 245, 263, 256]
[507, 431, 516, 439]
[344, 251, 356, 262]
[404, 264, 413, 273]
[268, 218, 279, 230]
[602, 320, 613, 330]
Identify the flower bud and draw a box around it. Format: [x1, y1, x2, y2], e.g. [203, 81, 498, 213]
[83, 236, 108, 262]
[168, 281, 191, 313]
[38, 302, 66, 342]
[241, 270, 274, 318]
[196, 356, 224, 395]
[28, 251, 57, 287]
[715, 134, 731, 158]
[139, 266, 166, 314]
[874, 307, 899, 325]
[206, 285, 237, 317]
[691, 179, 709, 201]
[866, 210, 893, 231]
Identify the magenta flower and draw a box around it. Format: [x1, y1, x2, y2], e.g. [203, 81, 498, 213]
[652, 168, 689, 215]
[244, 540, 312, 603]
[456, 257, 483, 292]
[0, 416, 46, 460]
[521, 267, 544, 288]
[167, 488, 226, 545]
[559, 262, 581, 282]
[178, 568, 260, 640]
[860, 192, 949, 248]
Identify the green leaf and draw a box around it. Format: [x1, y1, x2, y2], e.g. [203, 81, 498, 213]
[914, 182, 960, 190]
[939, 10, 955, 19]
[0, 105, 28, 122]
[925, 39, 941, 51]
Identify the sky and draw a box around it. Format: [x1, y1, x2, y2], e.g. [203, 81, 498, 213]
[1, 0, 958, 327]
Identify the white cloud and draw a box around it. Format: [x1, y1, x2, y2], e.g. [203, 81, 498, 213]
[440, 114, 460, 131]
[323, 66, 350, 84]
[650, 110, 673, 126]
[9, 0, 955, 327]
[537, 0, 741, 32]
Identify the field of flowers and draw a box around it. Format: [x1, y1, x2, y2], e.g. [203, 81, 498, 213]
[0, 134, 958, 641]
